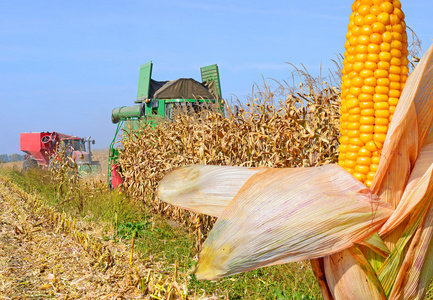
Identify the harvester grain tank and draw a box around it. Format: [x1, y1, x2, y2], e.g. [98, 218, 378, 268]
[108, 61, 224, 188]
[20, 131, 100, 173]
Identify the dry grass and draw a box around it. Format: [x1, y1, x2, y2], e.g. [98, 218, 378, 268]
[0, 161, 23, 170]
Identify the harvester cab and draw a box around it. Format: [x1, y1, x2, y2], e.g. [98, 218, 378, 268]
[108, 61, 224, 188]
[20, 131, 100, 174]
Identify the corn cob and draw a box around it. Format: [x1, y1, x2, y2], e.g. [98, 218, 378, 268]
[338, 0, 409, 187]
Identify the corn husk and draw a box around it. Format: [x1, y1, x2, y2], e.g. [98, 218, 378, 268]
[157, 165, 266, 217]
[379, 142, 433, 236]
[324, 248, 386, 300]
[192, 165, 392, 280]
[394, 190, 433, 299]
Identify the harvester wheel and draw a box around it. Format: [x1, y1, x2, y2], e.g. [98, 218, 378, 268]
[22, 158, 38, 170]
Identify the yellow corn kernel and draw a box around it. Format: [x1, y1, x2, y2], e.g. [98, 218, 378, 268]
[349, 107, 362, 114]
[360, 116, 375, 125]
[361, 108, 375, 116]
[375, 86, 390, 94]
[374, 69, 389, 78]
[365, 141, 378, 152]
[360, 133, 374, 143]
[373, 94, 389, 102]
[370, 163, 379, 172]
[348, 137, 364, 147]
[375, 125, 388, 133]
[389, 89, 401, 98]
[375, 110, 390, 118]
[348, 122, 361, 130]
[375, 117, 389, 126]
[372, 156, 381, 164]
[353, 172, 367, 182]
[377, 78, 390, 86]
[357, 156, 372, 166]
[388, 97, 399, 106]
[346, 152, 359, 161]
[345, 159, 357, 169]
[348, 114, 361, 122]
[359, 94, 374, 102]
[374, 133, 387, 144]
[360, 125, 374, 133]
[347, 144, 362, 152]
[374, 102, 390, 110]
[340, 136, 350, 144]
[360, 101, 374, 108]
[358, 147, 372, 157]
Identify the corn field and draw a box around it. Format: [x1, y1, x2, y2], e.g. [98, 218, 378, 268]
[117, 77, 341, 248]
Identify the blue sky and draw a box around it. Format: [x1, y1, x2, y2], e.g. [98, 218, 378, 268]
[1, 0, 432, 155]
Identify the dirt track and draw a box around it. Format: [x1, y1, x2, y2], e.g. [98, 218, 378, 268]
[0, 178, 147, 299]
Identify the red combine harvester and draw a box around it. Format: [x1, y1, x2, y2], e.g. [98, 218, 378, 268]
[20, 131, 99, 173]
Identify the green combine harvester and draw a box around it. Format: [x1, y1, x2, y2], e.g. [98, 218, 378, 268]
[108, 61, 224, 188]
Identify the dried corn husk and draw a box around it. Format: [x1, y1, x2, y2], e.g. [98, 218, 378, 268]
[393, 190, 433, 299]
[324, 248, 386, 300]
[379, 142, 433, 236]
[191, 165, 392, 280]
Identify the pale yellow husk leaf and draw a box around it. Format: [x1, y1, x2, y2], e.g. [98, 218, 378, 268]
[194, 165, 393, 280]
[324, 248, 386, 300]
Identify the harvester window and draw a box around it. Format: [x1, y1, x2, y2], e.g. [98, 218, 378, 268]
[73, 140, 86, 151]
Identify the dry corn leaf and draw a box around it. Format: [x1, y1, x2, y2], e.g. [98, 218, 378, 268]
[157, 165, 267, 217]
[194, 165, 393, 280]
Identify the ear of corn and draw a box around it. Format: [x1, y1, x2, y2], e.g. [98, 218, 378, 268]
[338, 0, 409, 188]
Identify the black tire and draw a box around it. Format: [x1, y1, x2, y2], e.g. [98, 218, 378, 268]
[22, 158, 38, 170]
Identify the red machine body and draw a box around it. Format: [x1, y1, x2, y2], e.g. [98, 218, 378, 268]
[20, 131, 89, 168]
